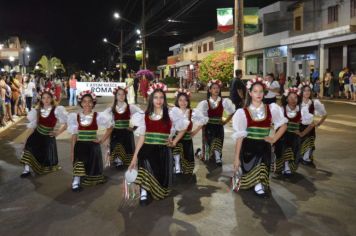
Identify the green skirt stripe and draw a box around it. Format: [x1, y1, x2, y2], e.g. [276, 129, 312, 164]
[135, 167, 170, 200]
[111, 143, 132, 166]
[240, 164, 269, 189]
[36, 125, 54, 135]
[301, 136, 315, 155]
[73, 161, 86, 176]
[20, 150, 61, 175]
[82, 175, 106, 186]
[172, 143, 194, 174]
[275, 148, 296, 173]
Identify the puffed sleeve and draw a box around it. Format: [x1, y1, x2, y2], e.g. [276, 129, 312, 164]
[131, 111, 146, 136]
[169, 107, 189, 132]
[313, 99, 327, 116]
[192, 109, 209, 126]
[222, 98, 236, 115]
[26, 109, 37, 129]
[129, 104, 143, 115]
[301, 106, 314, 125]
[54, 106, 68, 124]
[196, 100, 209, 118]
[231, 108, 248, 141]
[97, 109, 113, 129]
[67, 113, 78, 134]
[270, 103, 288, 130]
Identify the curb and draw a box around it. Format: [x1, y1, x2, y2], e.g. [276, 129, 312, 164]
[0, 116, 26, 135]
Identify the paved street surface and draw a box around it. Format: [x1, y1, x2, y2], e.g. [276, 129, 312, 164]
[1, 97, 356, 236]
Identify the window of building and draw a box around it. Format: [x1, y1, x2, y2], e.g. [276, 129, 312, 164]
[185, 48, 188, 53]
[190, 47, 193, 51]
[351, 0, 356, 17]
[203, 43, 207, 52]
[198, 45, 201, 53]
[328, 5, 338, 24]
[208, 42, 213, 51]
[294, 16, 302, 31]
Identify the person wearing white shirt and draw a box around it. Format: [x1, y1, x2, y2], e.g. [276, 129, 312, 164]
[24, 77, 36, 111]
[263, 74, 280, 104]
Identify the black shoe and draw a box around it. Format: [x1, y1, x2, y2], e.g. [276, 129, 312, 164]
[139, 198, 149, 206]
[254, 190, 269, 199]
[72, 186, 82, 192]
[195, 148, 201, 157]
[20, 172, 31, 178]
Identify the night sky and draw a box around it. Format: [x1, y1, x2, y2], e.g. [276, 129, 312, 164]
[0, 0, 279, 72]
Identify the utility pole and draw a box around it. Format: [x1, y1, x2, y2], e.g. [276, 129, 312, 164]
[234, 0, 244, 72]
[120, 27, 124, 81]
[141, 0, 146, 69]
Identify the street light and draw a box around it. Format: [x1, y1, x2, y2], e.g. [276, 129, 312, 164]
[103, 38, 108, 43]
[136, 29, 141, 35]
[113, 12, 120, 19]
[9, 56, 15, 62]
[25, 46, 31, 53]
[92, 60, 96, 64]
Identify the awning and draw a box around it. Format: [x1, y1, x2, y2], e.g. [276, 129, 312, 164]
[174, 60, 193, 68]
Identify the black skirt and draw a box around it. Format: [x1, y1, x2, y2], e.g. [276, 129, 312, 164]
[172, 138, 195, 174]
[239, 138, 271, 189]
[110, 128, 135, 166]
[203, 123, 224, 161]
[300, 124, 316, 160]
[135, 143, 172, 200]
[73, 141, 105, 186]
[20, 129, 61, 175]
[274, 131, 301, 174]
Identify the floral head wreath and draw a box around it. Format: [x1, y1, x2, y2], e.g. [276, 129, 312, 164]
[207, 79, 223, 88]
[298, 81, 313, 90]
[284, 87, 301, 97]
[246, 77, 270, 91]
[175, 88, 191, 98]
[77, 90, 97, 103]
[38, 88, 55, 98]
[147, 82, 168, 95]
[113, 86, 128, 95]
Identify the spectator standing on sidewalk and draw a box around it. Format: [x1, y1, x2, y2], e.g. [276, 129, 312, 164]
[69, 74, 77, 106]
[263, 73, 280, 104]
[323, 69, 331, 98]
[24, 76, 36, 111]
[5, 77, 14, 122]
[351, 70, 356, 102]
[0, 75, 6, 126]
[296, 72, 301, 87]
[133, 74, 139, 104]
[229, 69, 246, 109]
[328, 72, 336, 99]
[343, 68, 351, 99]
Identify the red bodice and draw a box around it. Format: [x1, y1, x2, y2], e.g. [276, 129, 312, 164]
[77, 112, 98, 131]
[145, 113, 172, 134]
[113, 105, 131, 121]
[244, 104, 272, 128]
[284, 106, 301, 123]
[38, 107, 57, 128]
[207, 99, 224, 118]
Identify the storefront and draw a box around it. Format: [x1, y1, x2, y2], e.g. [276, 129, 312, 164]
[245, 54, 263, 75]
[291, 46, 318, 79]
[264, 46, 288, 77]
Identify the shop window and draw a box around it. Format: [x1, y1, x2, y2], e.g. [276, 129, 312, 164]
[190, 47, 193, 52]
[203, 43, 207, 52]
[328, 5, 338, 24]
[294, 16, 302, 31]
[185, 48, 188, 53]
[209, 42, 214, 51]
[352, 0, 356, 17]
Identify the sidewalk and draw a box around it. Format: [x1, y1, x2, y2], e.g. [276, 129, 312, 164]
[0, 115, 26, 135]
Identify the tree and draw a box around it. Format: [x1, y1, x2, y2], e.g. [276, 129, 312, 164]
[35, 56, 65, 76]
[199, 51, 234, 84]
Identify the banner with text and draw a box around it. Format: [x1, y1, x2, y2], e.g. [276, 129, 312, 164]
[76, 82, 126, 96]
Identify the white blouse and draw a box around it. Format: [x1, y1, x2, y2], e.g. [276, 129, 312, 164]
[301, 99, 327, 117]
[131, 107, 190, 137]
[231, 103, 288, 141]
[282, 105, 314, 125]
[67, 109, 112, 135]
[104, 103, 143, 127]
[196, 97, 236, 118]
[27, 106, 68, 129]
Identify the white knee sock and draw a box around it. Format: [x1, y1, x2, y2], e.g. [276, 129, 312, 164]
[72, 176, 80, 188]
[254, 183, 265, 194]
[23, 164, 30, 173]
[303, 149, 311, 161]
[140, 188, 147, 200]
[284, 161, 291, 173]
[174, 155, 181, 173]
[214, 150, 222, 163]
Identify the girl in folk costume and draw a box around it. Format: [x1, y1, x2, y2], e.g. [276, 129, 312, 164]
[196, 79, 235, 166]
[128, 83, 189, 206]
[171, 89, 208, 174]
[299, 81, 327, 166]
[274, 87, 315, 176]
[232, 77, 288, 197]
[20, 88, 68, 177]
[67, 91, 112, 192]
[108, 86, 143, 167]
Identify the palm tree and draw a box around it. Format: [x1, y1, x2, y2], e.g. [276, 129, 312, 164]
[35, 56, 65, 76]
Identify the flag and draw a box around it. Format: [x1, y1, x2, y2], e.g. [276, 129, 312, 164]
[217, 8, 233, 33]
[244, 8, 259, 35]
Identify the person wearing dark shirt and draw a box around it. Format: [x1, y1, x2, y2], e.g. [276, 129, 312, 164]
[230, 69, 246, 109]
[133, 74, 139, 104]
